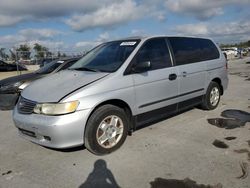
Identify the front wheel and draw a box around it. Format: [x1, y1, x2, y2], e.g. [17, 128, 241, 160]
[201, 81, 221, 110]
[84, 105, 129, 155]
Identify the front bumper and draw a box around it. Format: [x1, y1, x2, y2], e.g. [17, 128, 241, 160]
[0, 93, 19, 110]
[12, 107, 91, 149]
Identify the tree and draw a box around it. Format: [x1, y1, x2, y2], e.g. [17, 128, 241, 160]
[57, 51, 62, 58]
[33, 43, 51, 59]
[0, 48, 9, 60]
[247, 40, 250, 47]
[220, 40, 250, 49]
[16, 44, 31, 60]
[9, 48, 16, 61]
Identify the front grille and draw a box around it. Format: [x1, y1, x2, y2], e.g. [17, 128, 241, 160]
[17, 97, 37, 114]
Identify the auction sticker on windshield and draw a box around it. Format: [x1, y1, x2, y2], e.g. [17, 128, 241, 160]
[120, 41, 137, 46]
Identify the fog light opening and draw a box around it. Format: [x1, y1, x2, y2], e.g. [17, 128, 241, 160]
[43, 136, 51, 141]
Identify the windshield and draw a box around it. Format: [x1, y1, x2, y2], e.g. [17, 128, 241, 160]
[36, 60, 63, 74]
[69, 40, 140, 72]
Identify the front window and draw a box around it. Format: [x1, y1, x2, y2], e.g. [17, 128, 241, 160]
[69, 40, 140, 73]
[131, 38, 172, 71]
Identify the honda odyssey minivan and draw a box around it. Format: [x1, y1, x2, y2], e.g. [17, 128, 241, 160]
[13, 36, 228, 155]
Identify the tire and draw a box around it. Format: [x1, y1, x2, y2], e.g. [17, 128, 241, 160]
[201, 81, 221, 110]
[84, 104, 129, 155]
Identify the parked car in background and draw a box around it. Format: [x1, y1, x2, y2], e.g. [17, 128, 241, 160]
[241, 48, 248, 56]
[0, 57, 80, 110]
[12, 36, 228, 155]
[0, 60, 27, 72]
[38, 58, 59, 68]
[221, 48, 238, 57]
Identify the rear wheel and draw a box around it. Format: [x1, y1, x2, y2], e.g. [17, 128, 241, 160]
[201, 81, 221, 110]
[84, 105, 129, 155]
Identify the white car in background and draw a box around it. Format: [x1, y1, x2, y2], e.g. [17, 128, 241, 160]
[222, 48, 238, 57]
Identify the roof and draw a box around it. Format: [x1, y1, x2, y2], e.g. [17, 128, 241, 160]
[111, 35, 214, 42]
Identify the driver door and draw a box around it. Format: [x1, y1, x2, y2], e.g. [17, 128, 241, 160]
[129, 38, 179, 115]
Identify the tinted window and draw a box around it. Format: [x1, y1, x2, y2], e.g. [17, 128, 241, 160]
[70, 40, 140, 72]
[60, 59, 78, 70]
[168, 37, 220, 65]
[36, 61, 62, 74]
[132, 38, 172, 70]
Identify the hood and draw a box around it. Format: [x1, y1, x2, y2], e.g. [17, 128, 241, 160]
[22, 70, 109, 103]
[0, 73, 43, 86]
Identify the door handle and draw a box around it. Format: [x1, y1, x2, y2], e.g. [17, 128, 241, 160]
[182, 71, 187, 77]
[169, 73, 177, 81]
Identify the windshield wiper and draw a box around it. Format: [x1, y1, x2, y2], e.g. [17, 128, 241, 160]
[70, 67, 99, 72]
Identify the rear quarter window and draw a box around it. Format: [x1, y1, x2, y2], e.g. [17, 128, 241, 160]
[168, 37, 220, 66]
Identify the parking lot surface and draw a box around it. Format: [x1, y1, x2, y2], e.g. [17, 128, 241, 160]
[0, 58, 250, 188]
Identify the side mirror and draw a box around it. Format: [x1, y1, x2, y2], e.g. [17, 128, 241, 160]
[132, 61, 151, 73]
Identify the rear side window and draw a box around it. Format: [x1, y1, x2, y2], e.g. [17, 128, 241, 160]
[168, 37, 220, 66]
[61, 60, 78, 70]
[36, 62, 62, 74]
[132, 38, 172, 70]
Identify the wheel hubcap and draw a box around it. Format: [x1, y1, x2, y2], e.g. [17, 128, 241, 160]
[210, 87, 220, 106]
[96, 115, 124, 149]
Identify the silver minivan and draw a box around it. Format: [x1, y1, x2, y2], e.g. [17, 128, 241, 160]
[13, 36, 228, 155]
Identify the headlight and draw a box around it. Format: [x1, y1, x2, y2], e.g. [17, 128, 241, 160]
[34, 101, 79, 115]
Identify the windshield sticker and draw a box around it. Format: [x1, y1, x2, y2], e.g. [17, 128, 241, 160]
[120, 41, 137, 46]
[57, 61, 65, 64]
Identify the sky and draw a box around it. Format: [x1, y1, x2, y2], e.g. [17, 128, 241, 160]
[0, 0, 250, 53]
